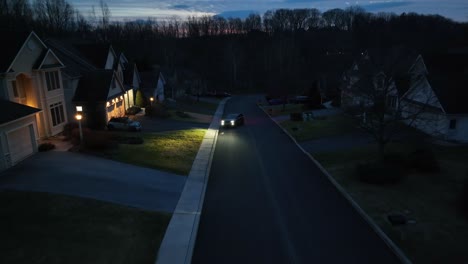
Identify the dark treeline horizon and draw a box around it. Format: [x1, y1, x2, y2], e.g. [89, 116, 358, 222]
[2, 0, 467, 95]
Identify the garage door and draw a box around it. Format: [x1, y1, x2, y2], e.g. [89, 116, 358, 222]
[8, 125, 34, 165]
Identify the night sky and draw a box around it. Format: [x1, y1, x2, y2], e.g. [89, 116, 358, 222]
[69, 0, 467, 22]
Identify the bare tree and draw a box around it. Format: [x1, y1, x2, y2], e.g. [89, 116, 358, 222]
[343, 65, 439, 158]
[33, 0, 74, 33]
[99, 0, 111, 29]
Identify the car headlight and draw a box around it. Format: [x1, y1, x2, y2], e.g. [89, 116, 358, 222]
[231, 120, 235, 126]
[221, 120, 225, 126]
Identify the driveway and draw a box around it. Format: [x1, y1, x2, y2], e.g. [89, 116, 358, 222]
[0, 151, 186, 213]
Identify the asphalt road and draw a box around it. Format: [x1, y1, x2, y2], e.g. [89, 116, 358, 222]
[192, 95, 401, 264]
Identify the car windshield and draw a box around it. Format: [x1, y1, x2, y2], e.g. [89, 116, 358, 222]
[225, 114, 238, 119]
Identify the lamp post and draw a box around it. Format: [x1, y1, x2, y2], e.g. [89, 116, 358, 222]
[150, 97, 154, 106]
[75, 106, 83, 144]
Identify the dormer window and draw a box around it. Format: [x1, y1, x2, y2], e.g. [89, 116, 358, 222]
[45, 71, 61, 91]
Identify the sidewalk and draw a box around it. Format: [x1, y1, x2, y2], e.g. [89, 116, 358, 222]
[156, 97, 230, 264]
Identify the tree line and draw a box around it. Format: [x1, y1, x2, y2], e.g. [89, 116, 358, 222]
[1, 0, 467, 94]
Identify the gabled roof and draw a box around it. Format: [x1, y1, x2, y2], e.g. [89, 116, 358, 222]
[33, 49, 65, 70]
[139, 69, 162, 96]
[73, 70, 120, 102]
[423, 52, 468, 114]
[73, 43, 114, 68]
[1, 31, 47, 73]
[0, 100, 41, 125]
[123, 63, 141, 86]
[45, 38, 98, 78]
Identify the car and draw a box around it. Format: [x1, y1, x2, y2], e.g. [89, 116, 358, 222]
[221, 113, 245, 127]
[107, 117, 142, 131]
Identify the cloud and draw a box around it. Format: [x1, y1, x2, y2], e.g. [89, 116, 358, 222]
[171, 4, 191, 10]
[363, 1, 412, 11]
[217, 10, 259, 19]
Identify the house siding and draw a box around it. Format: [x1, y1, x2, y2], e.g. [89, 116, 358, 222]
[446, 116, 468, 142]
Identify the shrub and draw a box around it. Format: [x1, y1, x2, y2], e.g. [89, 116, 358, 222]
[356, 160, 406, 184]
[38, 142, 55, 152]
[384, 153, 408, 170]
[407, 147, 440, 173]
[125, 106, 141, 115]
[290, 112, 303, 121]
[135, 89, 147, 107]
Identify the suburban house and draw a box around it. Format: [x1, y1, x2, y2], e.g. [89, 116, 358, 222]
[0, 32, 68, 169]
[400, 52, 468, 142]
[123, 62, 141, 107]
[45, 39, 136, 128]
[140, 67, 166, 103]
[342, 47, 468, 142]
[73, 70, 127, 129]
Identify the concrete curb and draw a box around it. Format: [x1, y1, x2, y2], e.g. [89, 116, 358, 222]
[259, 106, 412, 264]
[156, 97, 230, 264]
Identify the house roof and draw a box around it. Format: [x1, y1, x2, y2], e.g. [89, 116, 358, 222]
[73, 43, 112, 68]
[73, 70, 118, 102]
[139, 70, 161, 95]
[45, 38, 97, 78]
[0, 100, 41, 125]
[423, 52, 468, 114]
[123, 63, 136, 86]
[0, 31, 36, 73]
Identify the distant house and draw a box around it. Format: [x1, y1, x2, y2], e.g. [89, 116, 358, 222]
[140, 68, 165, 103]
[342, 47, 468, 142]
[400, 52, 468, 142]
[46, 40, 136, 128]
[341, 48, 419, 112]
[0, 32, 68, 169]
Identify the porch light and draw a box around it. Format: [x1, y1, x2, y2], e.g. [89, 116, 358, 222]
[106, 102, 110, 107]
[75, 113, 82, 120]
[120, 96, 123, 100]
[112, 99, 115, 103]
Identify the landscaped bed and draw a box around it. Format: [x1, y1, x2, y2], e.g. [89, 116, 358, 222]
[313, 144, 468, 263]
[108, 129, 207, 175]
[0, 190, 171, 264]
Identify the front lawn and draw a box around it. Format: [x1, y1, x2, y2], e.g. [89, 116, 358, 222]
[0, 190, 171, 264]
[261, 103, 305, 116]
[171, 99, 218, 115]
[109, 129, 206, 175]
[280, 114, 360, 141]
[314, 144, 468, 263]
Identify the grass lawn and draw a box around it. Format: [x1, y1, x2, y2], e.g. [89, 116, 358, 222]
[109, 129, 206, 175]
[0, 190, 171, 264]
[261, 104, 305, 116]
[314, 144, 468, 264]
[171, 99, 219, 115]
[167, 110, 213, 124]
[280, 114, 360, 141]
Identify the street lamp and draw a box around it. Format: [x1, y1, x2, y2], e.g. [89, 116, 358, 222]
[150, 97, 154, 106]
[75, 106, 83, 144]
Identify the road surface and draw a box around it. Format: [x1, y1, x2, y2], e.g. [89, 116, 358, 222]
[192, 95, 401, 264]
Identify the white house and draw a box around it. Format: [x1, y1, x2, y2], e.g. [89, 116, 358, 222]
[140, 69, 166, 103]
[0, 32, 68, 169]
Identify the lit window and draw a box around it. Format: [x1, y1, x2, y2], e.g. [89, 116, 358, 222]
[50, 102, 65, 126]
[45, 71, 61, 91]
